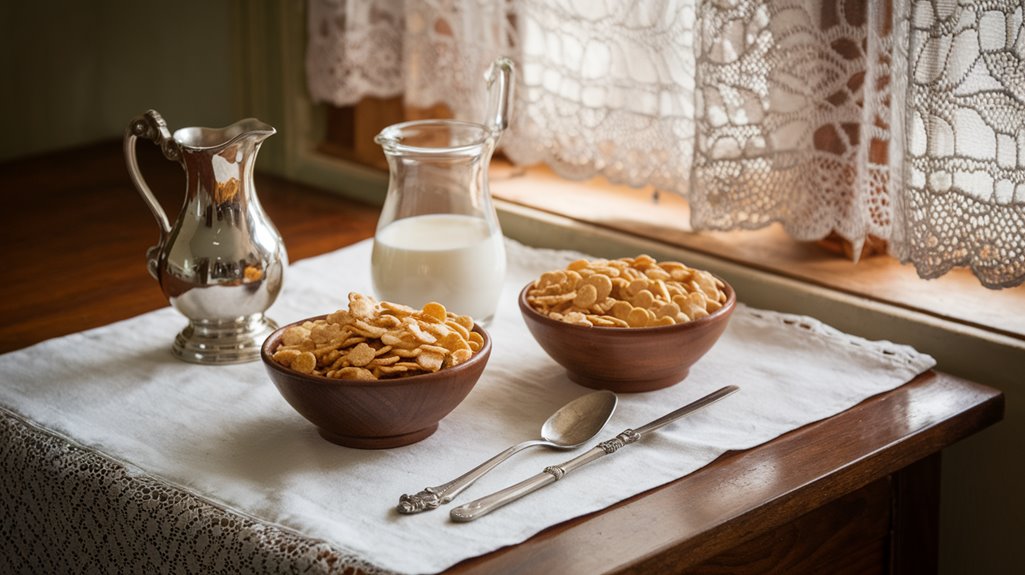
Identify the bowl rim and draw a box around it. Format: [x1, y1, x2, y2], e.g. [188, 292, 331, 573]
[260, 314, 492, 387]
[518, 274, 736, 333]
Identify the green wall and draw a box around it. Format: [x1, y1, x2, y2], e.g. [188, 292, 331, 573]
[0, 1, 238, 161]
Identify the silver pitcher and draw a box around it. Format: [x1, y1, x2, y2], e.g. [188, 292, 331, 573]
[124, 110, 287, 364]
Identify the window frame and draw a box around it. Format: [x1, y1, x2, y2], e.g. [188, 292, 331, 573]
[237, 2, 1016, 358]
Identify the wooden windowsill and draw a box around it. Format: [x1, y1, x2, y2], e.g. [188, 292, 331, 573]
[488, 163, 1025, 342]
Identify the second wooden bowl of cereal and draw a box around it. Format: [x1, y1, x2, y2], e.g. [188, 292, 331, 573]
[519, 255, 736, 393]
[261, 293, 491, 449]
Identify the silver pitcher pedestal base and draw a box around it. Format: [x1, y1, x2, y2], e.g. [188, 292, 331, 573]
[172, 315, 278, 364]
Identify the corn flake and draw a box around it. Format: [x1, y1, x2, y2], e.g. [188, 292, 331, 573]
[270, 292, 482, 381]
[526, 255, 728, 328]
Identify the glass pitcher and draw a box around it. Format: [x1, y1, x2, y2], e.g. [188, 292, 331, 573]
[371, 58, 514, 324]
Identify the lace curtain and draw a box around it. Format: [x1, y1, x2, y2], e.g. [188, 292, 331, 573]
[306, 0, 1025, 289]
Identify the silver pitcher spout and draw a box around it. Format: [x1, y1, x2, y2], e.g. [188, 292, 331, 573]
[124, 110, 287, 364]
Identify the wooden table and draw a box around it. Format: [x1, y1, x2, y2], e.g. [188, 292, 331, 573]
[0, 143, 1004, 574]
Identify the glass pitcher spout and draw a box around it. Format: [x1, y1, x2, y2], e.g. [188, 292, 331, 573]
[375, 119, 492, 158]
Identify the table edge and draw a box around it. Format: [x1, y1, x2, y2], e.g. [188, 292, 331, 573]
[445, 370, 1004, 574]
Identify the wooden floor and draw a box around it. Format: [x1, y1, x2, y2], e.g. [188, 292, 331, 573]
[0, 141, 380, 353]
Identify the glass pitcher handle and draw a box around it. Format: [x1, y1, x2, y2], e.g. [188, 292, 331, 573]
[485, 57, 515, 135]
[123, 110, 180, 279]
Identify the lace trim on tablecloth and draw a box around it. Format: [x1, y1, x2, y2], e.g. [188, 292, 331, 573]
[0, 408, 395, 575]
[741, 307, 928, 367]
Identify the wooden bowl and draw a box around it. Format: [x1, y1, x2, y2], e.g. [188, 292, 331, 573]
[261, 317, 491, 449]
[518, 279, 736, 393]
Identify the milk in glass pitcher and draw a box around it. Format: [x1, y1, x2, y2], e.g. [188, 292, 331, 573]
[371, 59, 513, 324]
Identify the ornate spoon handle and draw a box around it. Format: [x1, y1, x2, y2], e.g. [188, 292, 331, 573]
[397, 439, 546, 514]
[449, 443, 610, 522]
[450, 385, 739, 522]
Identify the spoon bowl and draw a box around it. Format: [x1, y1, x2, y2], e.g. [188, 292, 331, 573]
[397, 390, 618, 513]
[541, 390, 619, 447]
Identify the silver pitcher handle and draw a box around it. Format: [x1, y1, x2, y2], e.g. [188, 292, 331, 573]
[123, 110, 181, 279]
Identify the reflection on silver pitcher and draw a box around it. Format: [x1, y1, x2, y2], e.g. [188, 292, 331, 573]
[124, 110, 287, 364]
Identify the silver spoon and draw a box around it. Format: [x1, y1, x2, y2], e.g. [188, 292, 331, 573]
[397, 390, 618, 514]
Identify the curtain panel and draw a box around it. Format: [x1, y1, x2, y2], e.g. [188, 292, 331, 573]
[306, 0, 1025, 289]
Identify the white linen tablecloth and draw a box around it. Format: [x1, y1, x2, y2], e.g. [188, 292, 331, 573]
[0, 239, 935, 574]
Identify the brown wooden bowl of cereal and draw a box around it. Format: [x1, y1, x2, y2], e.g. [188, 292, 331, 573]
[519, 256, 735, 393]
[261, 293, 491, 449]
